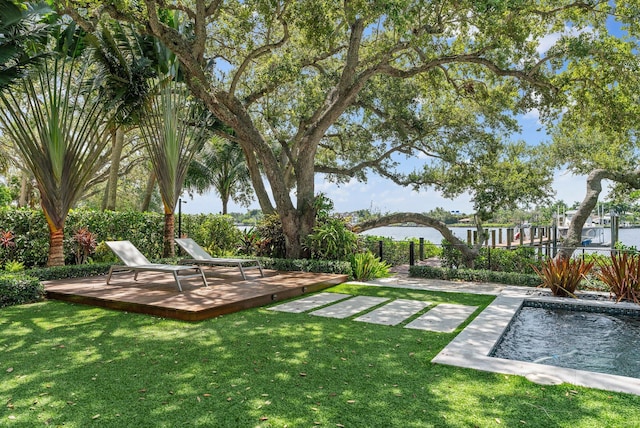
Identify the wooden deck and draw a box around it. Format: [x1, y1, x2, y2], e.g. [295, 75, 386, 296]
[44, 267, 347, 321]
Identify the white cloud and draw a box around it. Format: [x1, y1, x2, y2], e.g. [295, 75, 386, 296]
[535, 25, 594, 55]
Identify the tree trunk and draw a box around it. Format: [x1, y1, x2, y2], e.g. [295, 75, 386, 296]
[18, 173, 29, 208]
[221, 194, 228, 215]
[355, 212, 480, 267]
[140, 172, 156, 212]
[46, 226, 65, 267]
[105, 126, 125, 211]
[557, 169, 640, 260]
[163, 212, 175, 258]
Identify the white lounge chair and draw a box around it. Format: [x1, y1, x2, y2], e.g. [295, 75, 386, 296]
[105, 240, 208, 292]
[175, 238, 264, 280]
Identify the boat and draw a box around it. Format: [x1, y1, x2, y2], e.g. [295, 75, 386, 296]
[557, 210, 607, 246]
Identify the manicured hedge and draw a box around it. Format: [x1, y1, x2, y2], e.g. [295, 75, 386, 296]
[0, 273, 44, 308]
[0, 208, 243, 267]
[260, 258, 353, 277]
[25, 263, 113, 281]
[409, 265, 541, 287]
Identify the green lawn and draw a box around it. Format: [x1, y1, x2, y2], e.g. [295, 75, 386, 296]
[1, 283, 639, 427]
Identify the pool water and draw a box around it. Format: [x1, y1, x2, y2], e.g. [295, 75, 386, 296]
[491, 305, 640, 379]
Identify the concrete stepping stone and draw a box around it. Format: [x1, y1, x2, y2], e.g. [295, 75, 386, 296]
[310, 296, 389, 319]
[404, 304, 478, 333]
[268, 293, 351, 313]
[354, 299, 431, 326]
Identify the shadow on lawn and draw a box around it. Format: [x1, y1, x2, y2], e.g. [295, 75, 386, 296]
[1, 300, 638, 427]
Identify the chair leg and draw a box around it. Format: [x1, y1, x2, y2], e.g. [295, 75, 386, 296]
[106, 266, 114, 284]
[238, 263, 248, 280]
[199, 268, 209, 287]
[257, 261, 264, 277]
[172, 271, 183, 292]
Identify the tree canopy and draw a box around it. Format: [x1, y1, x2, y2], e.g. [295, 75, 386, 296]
[53, 0, 626, 258]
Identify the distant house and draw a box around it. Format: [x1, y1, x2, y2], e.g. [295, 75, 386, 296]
[459, 217, 473, 224]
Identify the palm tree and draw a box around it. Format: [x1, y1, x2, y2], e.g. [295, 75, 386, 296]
[87, 21, 157, 210]
[0, 0, 51, 89]
[0, 55, 113, 266]
[186, 138, 254, 214]
[138, 78, 211, 257]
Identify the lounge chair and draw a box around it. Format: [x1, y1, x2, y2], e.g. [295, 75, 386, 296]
[105, 240, 208, 292]
[175, 238, 264, 280]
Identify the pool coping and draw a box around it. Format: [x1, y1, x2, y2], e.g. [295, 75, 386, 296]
[432, 286, 640, 396]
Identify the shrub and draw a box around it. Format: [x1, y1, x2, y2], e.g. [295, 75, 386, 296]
[595, 253, 640, 304]
[189, 214, 242, 256]
[0, 273, 44, 308]
[255, 213, 287, 258]
[409, 265, 541, 287]
[351, 251, 391, 281]
[259, 257, 352, 276]
[71, 227, 97, 264]
[361, 236, 440, 266]
[306, 217, 359, 261]
[25, 263, 112, 281]
[475, 246, 541, 275]
[533, 257, 594, 297]
[4, 260, 25, 272]
[440, 239, 467, 269]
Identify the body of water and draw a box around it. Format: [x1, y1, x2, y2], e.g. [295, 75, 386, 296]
[360, 226, 640, 249]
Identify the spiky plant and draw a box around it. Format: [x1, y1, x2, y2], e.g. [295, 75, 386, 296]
[596, 252, 640, 304]
[138, 77, 211, 257]
[0, 56, 113, 266]
[533, 257, 594, 298]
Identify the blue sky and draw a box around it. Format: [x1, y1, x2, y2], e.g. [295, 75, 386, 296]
[182, 20, 623, 216]
[182, 112, 599, 216]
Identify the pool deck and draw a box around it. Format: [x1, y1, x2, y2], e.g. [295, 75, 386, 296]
[365, 276, 640, 396]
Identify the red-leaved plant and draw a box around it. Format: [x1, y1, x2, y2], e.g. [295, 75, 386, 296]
[533, 257, 594, 298]
[73, 227, 97, 265]
[0, 230, 15, 248]
[596, 252, 640, 304]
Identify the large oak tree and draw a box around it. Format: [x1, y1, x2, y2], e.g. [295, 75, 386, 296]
[57, 1, 617, 258]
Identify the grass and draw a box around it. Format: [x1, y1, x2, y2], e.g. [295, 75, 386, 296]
[1, 283, 639, 427]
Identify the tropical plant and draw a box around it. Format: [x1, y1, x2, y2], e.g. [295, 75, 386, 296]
[595, 252, 640, 304]
[532, 257, 594, 298]
[351, 251, 392, 281]
[305, 217, 359, 261]
[0, 230, 15, 249]
[72, 227, 97, 264]
[0, 54, 114, 266]
[0, 0, 51, 89]
[3, 259, 24, 272]
[185, 137, 253, 214]
[138, 77, 212, 257]
[255, 213, 286, 258]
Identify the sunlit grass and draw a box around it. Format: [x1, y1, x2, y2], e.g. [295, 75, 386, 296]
[1, 285, 639, 427]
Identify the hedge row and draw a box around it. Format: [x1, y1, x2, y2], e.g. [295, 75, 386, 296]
[0, 273, 44, 308]
[260, 258, 352, 277]
[0, 208, 242, 267]
[409, 265, 542, 287]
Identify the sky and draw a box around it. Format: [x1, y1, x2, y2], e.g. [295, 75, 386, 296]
[181, 111, 606, 216]
[181, 20, 621, 216]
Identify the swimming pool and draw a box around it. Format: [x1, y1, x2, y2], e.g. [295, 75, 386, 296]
[490, 302, 640, 379]
[432, 287, 640, 395]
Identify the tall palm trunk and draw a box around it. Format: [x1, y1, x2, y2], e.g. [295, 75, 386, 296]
[163, 211, 175, 257]
[104, 126, 125, 210]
